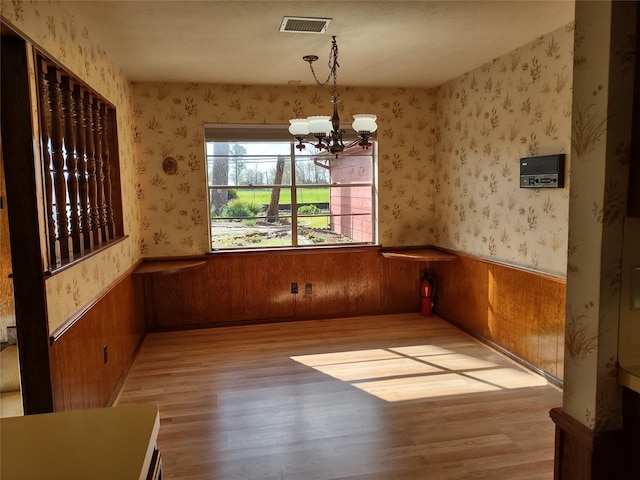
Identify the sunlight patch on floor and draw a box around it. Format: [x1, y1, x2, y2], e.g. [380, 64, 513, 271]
[291, 344, 548, 402]
[310, 357, 441, 382]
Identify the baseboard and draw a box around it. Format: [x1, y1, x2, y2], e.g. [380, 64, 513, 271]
[443, 315, 563, 388]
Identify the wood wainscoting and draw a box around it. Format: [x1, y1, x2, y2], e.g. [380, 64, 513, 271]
[49, 268, 145, 411]
[427, 250, 566, 383]
[550, 407, 635, 480]
[135, 247, 423, 331]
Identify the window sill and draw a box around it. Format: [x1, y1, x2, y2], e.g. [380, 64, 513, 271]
[208, 243, 381, 256]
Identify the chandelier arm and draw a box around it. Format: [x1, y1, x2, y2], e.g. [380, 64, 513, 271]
[292, 36, 374, 157]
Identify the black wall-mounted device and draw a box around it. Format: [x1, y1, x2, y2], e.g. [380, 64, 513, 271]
[519, 154, 565, 188]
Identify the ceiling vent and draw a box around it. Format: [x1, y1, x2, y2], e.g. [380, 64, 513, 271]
[280, 17, 332, 34]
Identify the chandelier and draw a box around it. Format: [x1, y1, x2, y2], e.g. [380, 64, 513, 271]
[288, 36, 377, 156]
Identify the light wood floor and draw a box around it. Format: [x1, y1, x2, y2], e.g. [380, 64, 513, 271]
[117, 313, 562, 480]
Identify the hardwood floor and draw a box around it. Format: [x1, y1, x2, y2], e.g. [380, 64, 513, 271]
[116, 313, 562, 479]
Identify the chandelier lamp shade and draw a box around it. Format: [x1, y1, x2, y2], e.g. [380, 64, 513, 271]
[289, 36, 377, 156]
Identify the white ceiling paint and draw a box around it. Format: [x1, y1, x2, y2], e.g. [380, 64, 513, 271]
[63, 0, 575, 88]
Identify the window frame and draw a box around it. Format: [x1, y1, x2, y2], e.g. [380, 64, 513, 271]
[205, 124, 378, 251]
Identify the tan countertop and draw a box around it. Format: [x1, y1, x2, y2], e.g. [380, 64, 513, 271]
[0, 404, 160, 480]
[133, 259, 207, 276]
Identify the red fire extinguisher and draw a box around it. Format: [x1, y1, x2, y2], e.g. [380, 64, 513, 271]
[420, 273, 436, 317]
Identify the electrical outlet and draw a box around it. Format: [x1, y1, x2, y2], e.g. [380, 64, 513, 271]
[103, 345, 108, 364]
[291, 282, 298, 294]
[305, 283, 313, 295]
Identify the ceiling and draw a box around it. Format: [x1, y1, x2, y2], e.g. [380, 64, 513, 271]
[65, 0, 575, 89]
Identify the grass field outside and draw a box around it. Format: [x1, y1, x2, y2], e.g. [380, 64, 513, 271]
[235, 188, 329, 205]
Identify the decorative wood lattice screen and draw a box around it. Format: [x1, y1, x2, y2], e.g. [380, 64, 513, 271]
[36, 56, 123, 270]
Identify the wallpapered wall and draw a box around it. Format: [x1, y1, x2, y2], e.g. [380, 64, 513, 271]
[433, 25, 574, 275]
[132, 84, 438, 255]
[563, 1, 636, 432]
[134, 23, 574, 279]
[1, 1, 141, 333]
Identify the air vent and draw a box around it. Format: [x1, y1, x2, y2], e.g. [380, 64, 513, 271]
[280, 17, 331, 34]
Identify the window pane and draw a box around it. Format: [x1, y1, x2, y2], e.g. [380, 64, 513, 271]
[294, 154, 331, 185]
[295, 186, 329, 210]
[328, 185, 373, 216]
[296, 216, 370, 245]
[297, 186, 373, 243]
[210, 186, 294, 248]
[326, 151, 373, 184]
[298, 213, 373, 244]
[296, 186, 373, 214]
[207, 142, 291, 186]
[211, 218, 293, 248]
[294, 150, 373, 185]
[328, 213, 373, 243]
[210, 187, 293, 218]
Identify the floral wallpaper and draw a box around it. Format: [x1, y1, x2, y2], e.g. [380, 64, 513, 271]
[433, 24, 574, 276]
[132, 83, 439, 254]
[562, 0, 636, 432]
[133, 23, 574, 278]
[1, 1, 141, 333]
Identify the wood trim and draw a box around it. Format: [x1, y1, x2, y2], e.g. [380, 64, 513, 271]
[433, 245, 567, 283]
[550, 407, 594, 446]
[625, 0, 640, 216]
[44, 235, 129, 277]
[208, 244, 382, 257]
[1, 31, 54, 414]
[49, 258, 142, 344]
[550, 407, 631, 480]
[380, 248, 458, 262]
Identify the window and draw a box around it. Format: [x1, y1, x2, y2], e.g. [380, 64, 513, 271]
[205, 125, 376, 249]
[36, 54, 124, 271]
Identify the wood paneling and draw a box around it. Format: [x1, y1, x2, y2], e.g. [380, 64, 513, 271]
[428, 251, 565, 382]
[136, 247, 564, 383]
[49, 273, 145, 411]
[136, 247, 422, 331]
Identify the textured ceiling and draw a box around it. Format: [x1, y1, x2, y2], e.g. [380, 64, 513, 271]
[65, 0, 575, 88]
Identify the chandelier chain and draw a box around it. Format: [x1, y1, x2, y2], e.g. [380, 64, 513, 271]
[307, 36, 340, 102]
